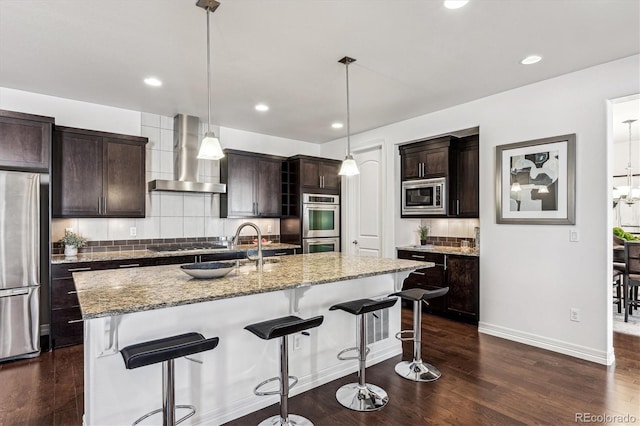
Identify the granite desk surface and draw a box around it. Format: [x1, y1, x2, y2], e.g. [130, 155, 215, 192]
[72, 253, 430, 320]
[396, 245, 479, 257]
[52, 243, 300, 264]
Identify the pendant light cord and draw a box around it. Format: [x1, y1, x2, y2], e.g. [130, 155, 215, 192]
[345, 59, 351, 156]
[206, 7, 212, 132]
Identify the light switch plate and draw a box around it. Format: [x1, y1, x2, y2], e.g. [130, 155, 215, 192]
[569, 229, 579, 242]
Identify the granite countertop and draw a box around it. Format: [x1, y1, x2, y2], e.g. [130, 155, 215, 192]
[396, 245, 479, 257]
[51, 243, 301, 264]
[72, 252, 431, 320]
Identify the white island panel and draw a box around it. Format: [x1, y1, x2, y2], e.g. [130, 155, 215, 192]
[83, 270, 411, 425]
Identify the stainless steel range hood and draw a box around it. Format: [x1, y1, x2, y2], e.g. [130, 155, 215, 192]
[148, 114, 226, 194]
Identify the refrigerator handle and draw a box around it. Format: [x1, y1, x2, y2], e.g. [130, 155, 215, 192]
[0, 288, 30, 297]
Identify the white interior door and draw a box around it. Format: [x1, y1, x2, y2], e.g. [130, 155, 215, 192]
[347, 146, 383, 257]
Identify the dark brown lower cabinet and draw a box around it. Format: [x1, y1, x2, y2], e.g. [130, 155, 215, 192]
[397, 250, 479, 324]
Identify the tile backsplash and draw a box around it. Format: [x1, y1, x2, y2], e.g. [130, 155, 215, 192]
[52, 112, 279, 244]
[400, 218, 480, 248]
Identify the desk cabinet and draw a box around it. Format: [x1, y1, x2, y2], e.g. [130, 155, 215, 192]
[397, 249, 479, 324]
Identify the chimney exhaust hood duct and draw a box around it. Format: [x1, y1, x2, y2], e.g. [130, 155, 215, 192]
[148, 114, 226, 194]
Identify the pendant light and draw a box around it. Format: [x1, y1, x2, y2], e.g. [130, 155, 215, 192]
[338, 56, 360, 176]
[196, 0, 224, 160]
[614, 119, 639, 205]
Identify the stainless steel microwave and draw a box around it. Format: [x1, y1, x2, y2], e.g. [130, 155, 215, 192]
[401, 177, 446, 215]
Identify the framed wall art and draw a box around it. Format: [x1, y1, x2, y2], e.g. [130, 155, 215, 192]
[496, 134, 576, 224]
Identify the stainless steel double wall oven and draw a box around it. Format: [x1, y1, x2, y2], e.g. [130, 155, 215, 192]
[302, 193, 340, 253]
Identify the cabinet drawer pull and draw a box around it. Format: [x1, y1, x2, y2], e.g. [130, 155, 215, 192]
[67, 290, 78, 295]
[67, 319, 83, 324]
[412, 271, 426, 276]
[119, 263, 140, 268]
[69, 267, 91, 272]
[411, 255, 425, 260]
[273, 252, 287, 256]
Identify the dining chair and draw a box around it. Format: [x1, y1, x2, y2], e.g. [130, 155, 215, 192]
[623, 241, 640, 322]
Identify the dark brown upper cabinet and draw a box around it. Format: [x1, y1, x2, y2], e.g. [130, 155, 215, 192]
[399, 133, 479, 218]
[52, 126, 147, 218]
[220, 149, 284, 218]
[400, 137, 451, 181]
[450, 135, 479, 218]
[285, 156, 341, 195]
[0, 110, 54, 172]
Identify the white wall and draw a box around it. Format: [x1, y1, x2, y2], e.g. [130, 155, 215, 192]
[0, 88, 319, 242]
[321, 55, 640, 365]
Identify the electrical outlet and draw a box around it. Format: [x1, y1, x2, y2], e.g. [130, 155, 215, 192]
[570, 308, 581, 322]
[293, 334, 301, 351]
[267, 224, 272, 234]
[129, 227, 137, 237]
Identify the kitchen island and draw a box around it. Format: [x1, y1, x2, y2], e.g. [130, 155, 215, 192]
[73, 253, 429, 425]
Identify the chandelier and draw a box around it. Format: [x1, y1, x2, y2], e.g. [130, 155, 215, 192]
[613, 119, 639, 206]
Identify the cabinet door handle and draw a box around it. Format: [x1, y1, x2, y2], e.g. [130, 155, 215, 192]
[67, 290, 78, 295]
[412, 271, 426, 276]
[118, 263, 140, 268]
[68, 267, 91, 272]
[444, 255, 447, 271]
[411, 254, 425, 260]
[456, 200, 460, 215]
[98, 197, 102, 214]
[68, 319, 84, 324]
[319, 175, 322, 188]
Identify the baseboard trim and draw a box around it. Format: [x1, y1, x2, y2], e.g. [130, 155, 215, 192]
[478, 322, 613, 366]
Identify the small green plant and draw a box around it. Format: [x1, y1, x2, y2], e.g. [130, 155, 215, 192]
[614, 227, 640, 241]
[417, 225, 429, 241]
[59, 230, 88, 248]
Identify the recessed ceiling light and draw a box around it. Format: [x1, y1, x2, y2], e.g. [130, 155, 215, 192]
[331, 122, 344, 129]
[444, 0, 469, 9]
[521, 55, 542, 65]
[144, 77, 162, 87]
[255, 103, 269, 112]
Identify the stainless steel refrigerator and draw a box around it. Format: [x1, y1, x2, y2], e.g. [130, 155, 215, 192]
[0, 170, 41, 361]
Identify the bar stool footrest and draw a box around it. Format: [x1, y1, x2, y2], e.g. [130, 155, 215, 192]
[254, 375, 298, 396]
[395, 330, 415, 341]
[132, 404, 195, 426]
[337, 346, 370, 361]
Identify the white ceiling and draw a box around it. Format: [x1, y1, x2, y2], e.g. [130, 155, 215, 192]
[0, 0, 638, 143]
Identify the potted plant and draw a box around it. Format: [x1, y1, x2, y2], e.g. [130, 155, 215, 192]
[417, 225, 429, 246]
[59, 230, 88, 257]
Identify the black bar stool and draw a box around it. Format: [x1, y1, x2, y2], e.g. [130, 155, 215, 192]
[390, 287, 449, 382]
[120, 332, 219, 426]
[329, 297, 397, 412]
[245, 315, 324, 426]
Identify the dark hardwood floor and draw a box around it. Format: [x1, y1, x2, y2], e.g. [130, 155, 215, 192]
[1, 310, 638, 425]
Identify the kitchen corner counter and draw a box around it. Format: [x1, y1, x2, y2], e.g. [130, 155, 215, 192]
[73, 252, 429, 319]
[51, 243, 300, 264]
[396, 245, 479, 257]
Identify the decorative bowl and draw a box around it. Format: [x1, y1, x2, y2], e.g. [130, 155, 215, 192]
[180, 261, 236, 279]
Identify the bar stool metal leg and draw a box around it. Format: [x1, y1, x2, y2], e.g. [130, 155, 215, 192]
[132, 359, 196, 426]
[335, 314, 388, 411]
[394, 299, 441, 382]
